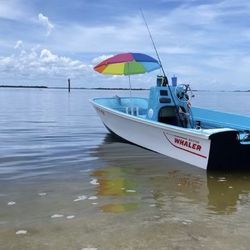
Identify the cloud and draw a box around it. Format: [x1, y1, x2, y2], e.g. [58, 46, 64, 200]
[0, 45, 92, 86]
[14, 40, 23, 49]
[1, 0, 250, 90]
[38, 13, 54, 36]
[0, 43, 159, 88]
[43, 4, 218, 55]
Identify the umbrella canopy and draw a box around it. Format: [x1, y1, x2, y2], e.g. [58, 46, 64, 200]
[94, 52, 160, 75]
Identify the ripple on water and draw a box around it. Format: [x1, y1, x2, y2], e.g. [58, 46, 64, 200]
[66, 215, 75, 219]
[50, 214, 64, 219]
[90, 179, 99, 185]
[16, 230, 27, 235]
[88, 196, 98, 200]
[7, 201, 16, 206]
[74, 195, 87, 202]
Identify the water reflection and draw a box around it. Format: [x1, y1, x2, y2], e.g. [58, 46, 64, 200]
[91, 167, 136, 196]
[101, 203, 138, 213]
[91, 167, 138, 212]
[207, 174, 250, 214]
[93, 134, 250, 215]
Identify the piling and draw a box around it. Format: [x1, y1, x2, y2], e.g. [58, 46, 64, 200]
[68, 78, 71, 92]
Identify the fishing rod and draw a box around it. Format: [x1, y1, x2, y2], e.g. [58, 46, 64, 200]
[140, 10, 185, 127]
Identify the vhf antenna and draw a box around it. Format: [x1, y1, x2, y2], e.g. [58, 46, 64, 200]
[140, 10, 167, 79]
[140, 10, 184, 127]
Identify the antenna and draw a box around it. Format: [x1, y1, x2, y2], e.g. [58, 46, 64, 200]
[140, 10, 167, 78]
[141, 10, 185, 127]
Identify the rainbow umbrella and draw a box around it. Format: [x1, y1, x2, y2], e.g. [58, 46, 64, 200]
[94, 52, 160, 75]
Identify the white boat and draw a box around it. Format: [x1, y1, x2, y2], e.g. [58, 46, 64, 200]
[90, 75, 250, 171]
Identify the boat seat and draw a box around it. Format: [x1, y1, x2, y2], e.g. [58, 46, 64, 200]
[159, 115, 179, 126]
[126, 106, 139, 116]
[158, 106, 179, 125]
[158, 105, 190, 127]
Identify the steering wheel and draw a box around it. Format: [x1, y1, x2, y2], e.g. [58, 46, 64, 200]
[175, 84, 192, 103]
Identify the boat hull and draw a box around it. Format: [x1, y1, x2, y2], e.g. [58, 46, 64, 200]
[92, 101, 211, 169]
[91, 98, 250, 170]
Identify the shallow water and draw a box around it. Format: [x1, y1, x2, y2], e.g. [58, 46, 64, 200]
[0, 88, 250, 250]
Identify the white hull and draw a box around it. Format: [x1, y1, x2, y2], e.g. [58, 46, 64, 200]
[91, 102, 214, 169]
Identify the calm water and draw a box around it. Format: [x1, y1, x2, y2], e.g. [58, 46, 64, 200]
[1, 88, 250, 250]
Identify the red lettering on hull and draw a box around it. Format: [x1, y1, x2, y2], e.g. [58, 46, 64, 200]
[174, 138, 202, 151]
[165, 132, 207, 159]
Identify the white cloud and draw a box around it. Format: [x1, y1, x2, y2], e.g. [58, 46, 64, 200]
[38, 13, 54, 36]
[1, 0, 250, 89]
[14, 40, 23, 49]
[0, 44, 160, 88]
[40, 49, 58, 62]
[44, 6, 214, 55]
[0, 45, 92, 85]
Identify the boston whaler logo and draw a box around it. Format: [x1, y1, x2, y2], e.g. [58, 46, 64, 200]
[163, 131, 207, 158]
[174, 136, 201, 151]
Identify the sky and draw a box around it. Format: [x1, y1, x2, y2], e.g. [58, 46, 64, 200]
[1, 0, 250, 90]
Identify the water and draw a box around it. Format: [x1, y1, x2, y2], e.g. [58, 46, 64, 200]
[0, 88, 250, 250]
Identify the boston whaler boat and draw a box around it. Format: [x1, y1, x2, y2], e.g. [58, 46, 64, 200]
[91, 52, 250, 171]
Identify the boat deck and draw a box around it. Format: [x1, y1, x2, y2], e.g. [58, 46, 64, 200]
[192, 107, 250, 131]
[94, 96, 149, 117]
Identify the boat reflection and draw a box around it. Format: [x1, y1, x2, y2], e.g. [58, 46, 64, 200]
[91, 134, 250, 215]
[207, 173, 250, 214]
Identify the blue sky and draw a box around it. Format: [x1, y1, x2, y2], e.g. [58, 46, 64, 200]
[1, 0, 250, 90]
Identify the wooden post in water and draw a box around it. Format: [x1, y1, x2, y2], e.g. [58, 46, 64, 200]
[68, 78, 71, 92]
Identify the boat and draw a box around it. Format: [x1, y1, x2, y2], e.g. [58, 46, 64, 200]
[90, 75, 250, 171]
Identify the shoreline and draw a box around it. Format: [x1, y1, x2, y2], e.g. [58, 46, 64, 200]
[1, 85, 250, 92]
[0, 85, 148, 90]
[0, 85, 48, 89]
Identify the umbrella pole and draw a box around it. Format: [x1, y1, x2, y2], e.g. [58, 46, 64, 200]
[128, 74, 132, 114]
[127, 62, 133, 114]
[128, 74, 132, 98]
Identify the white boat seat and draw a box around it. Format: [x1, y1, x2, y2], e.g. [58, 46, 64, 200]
[126, 106, 139, 116]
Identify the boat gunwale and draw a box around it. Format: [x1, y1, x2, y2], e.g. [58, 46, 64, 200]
[90, 98, 236, 140]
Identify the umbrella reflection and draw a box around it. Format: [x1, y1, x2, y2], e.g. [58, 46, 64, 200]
[100, 203, 138, 213]
[91, 167, 138, 213]
[91, 167, 136, 196]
